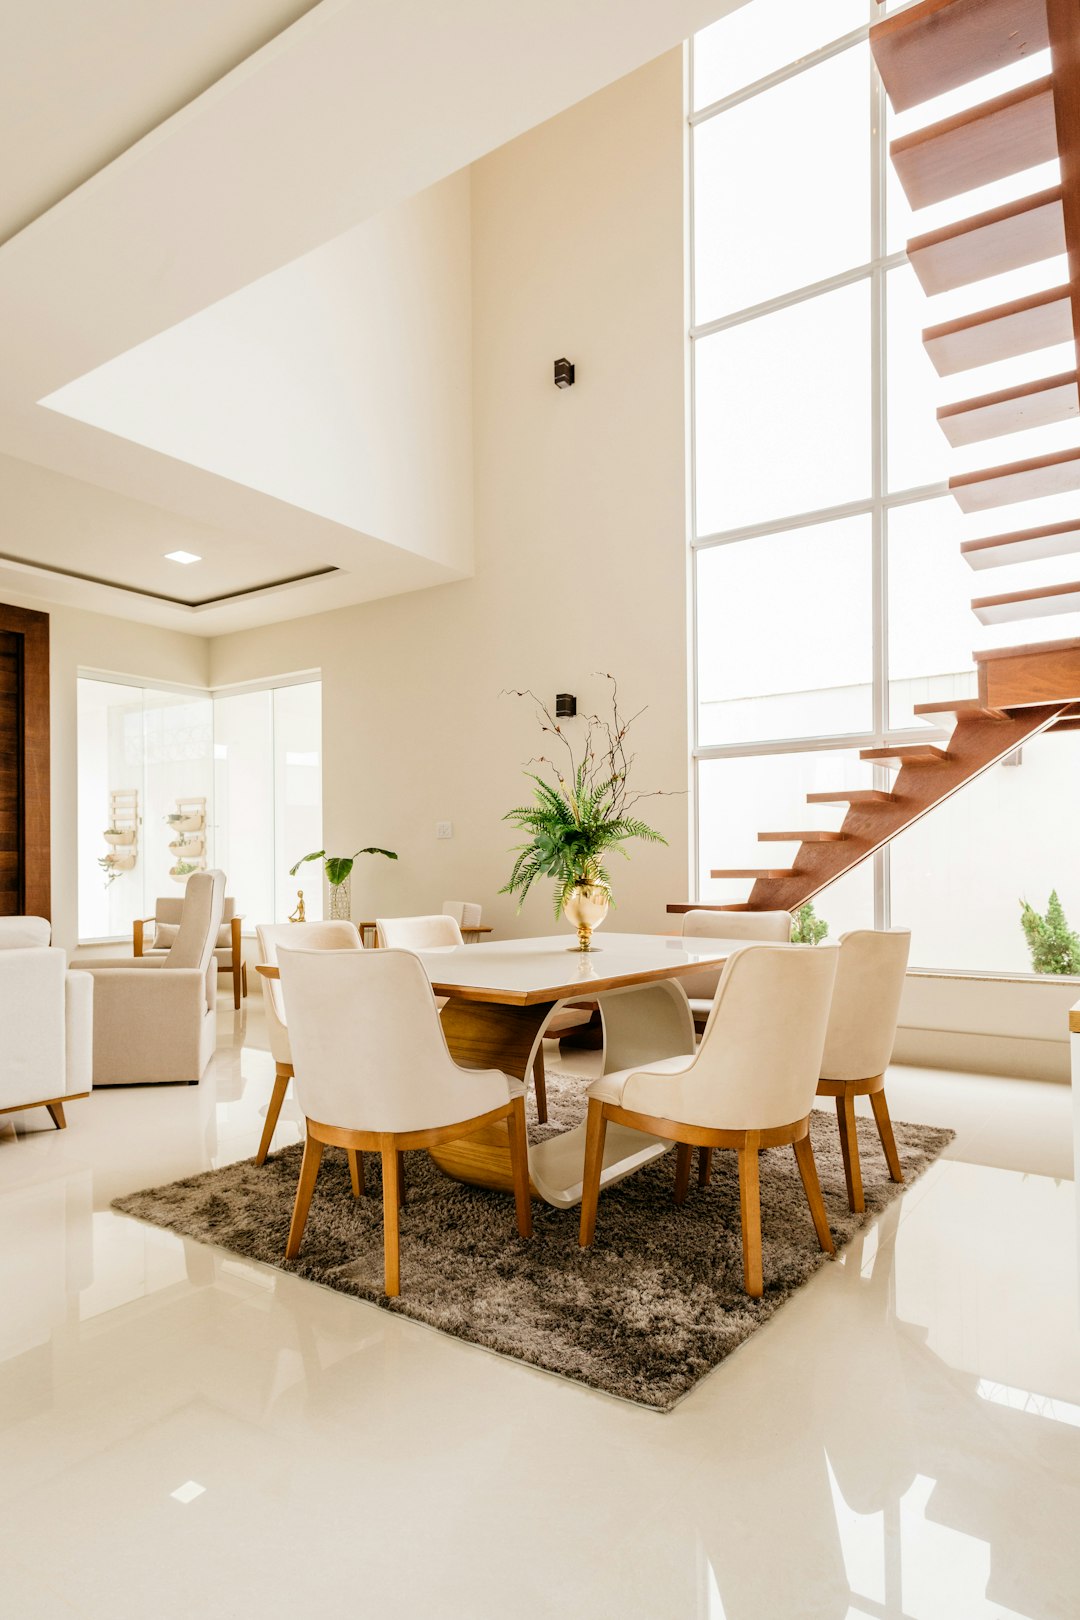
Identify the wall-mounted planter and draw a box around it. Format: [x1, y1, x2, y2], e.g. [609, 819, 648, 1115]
[166, 813, 205, 834]
[169, 861, 205, 884]
[103, 851, 137, 872]
[168, 835, 205, 857]
[104, 828, 137, 847]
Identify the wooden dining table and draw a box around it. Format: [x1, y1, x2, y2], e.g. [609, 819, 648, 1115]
[260, 931, 772, 1207]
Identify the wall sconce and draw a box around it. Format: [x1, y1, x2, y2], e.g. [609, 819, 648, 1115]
[555, 693, 576, 718]
[553, 358, 575, 389]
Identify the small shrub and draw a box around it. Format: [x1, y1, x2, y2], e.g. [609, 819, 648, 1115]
[791, 900, 829, 946]
[1019, 890, 1080, 975]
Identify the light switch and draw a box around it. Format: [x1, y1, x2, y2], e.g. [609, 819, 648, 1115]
[436, 821, 453, 839]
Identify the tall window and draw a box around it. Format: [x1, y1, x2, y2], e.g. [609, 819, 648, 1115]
[690, 0, 1080, 975]
[77, 677, 322, 941]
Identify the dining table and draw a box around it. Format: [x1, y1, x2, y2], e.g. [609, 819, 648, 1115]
[259, 930, 784, 1207]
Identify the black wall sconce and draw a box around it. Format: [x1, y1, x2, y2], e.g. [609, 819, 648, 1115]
[555, 693, 576, 718]
[553, 357, 575, 389]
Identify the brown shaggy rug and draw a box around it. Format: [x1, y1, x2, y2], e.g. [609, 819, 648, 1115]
[113, 1069, 953, 1409]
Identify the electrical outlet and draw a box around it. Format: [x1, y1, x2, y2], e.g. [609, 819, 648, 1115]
[436, 821, 453, 839]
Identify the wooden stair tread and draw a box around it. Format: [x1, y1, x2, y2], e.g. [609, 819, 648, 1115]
[709, 868, 795, 880]
[757, 830, 849, 843]
[890, 76, 1056, 210]
[924, 285, 1073, 377]
[805, 789, 896, 805]
[1048, 716, 1080, 730]
[870, 0, 1049, 115]
[859, 745, 951, 765]
[912, 698, 1011, 720]
[937, 369, 1079, 447]
[951, 446, 1080, 511]
[972, 578, 1080, 624]
[974, 639, 1080, 706]
[665, 903, 753, 915]
[962, 517, 1080, 568]
[909, 187, 1065, 297]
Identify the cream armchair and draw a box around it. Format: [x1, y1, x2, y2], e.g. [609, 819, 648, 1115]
[579, 943, 839, 1297]
[135, 893, 246, 1008]
[277, 944, 531, 1296]
[0, 918, 93, 1132]
[86, 870, 225, 1086]
[254, 920, 364, 1164]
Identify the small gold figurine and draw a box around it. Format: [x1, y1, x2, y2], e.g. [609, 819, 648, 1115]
[289, 889, 306, 923]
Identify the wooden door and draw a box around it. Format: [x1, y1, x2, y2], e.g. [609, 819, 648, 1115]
[0, 605, 50, 919]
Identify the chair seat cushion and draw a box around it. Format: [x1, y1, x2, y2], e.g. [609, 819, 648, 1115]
[587, 1052, 695, 1109]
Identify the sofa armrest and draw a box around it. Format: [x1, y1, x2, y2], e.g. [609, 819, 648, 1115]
[85, 956, 167, 971]
[65, 970, 94, 1096]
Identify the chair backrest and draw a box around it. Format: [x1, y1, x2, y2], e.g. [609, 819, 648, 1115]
[678, 908, 793, 1000]
[0, 917, 51, 949]
[622, 944, 838, 1131]
[376, 913, 463, 950]
[819, 929, 911, 1083]
[276, 945, 502, 1132]
[164, 870, 226, 1009]
[443, 900, 482, 930]
[255, 920, 363, 1033]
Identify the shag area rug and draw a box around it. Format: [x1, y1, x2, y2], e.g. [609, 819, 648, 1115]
[113, 1070, 953, 1410]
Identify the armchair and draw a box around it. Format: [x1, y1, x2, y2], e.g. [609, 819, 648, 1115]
[86, 869, 225, 1085]
[0, 917, 92, 1132]
[135, 893, 246, 1008]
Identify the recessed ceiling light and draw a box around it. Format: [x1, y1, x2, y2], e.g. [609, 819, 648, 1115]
[165, 550, 201, 565]
[170, 1480, 206, 1504]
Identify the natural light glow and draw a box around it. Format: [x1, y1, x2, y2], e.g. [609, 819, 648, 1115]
[164, 550, 201, 564]
[170, 1481, 206, 1504]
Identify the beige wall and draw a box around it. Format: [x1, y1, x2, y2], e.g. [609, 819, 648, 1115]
[210, 51, 692, 936]
[0, 586, 208, 952]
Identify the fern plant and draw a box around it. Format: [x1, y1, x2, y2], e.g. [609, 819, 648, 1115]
[1019, 890, 1080, 975]
[500, 676, 669, 917]
[791, 901, 829, 945]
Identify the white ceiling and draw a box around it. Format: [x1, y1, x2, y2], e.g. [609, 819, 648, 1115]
[0, 0, 735, 635]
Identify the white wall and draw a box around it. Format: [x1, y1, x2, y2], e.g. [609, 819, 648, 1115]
[209, 51, 692, 936]
[0, 587, 209, 952]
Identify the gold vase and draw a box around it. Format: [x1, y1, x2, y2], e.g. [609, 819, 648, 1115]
[563, 881, 610, 952]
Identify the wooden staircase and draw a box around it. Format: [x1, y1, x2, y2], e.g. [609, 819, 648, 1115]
[671, 0, 1080, 922]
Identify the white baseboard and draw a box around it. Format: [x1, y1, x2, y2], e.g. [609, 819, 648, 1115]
[894, 1025, 1070, 1084]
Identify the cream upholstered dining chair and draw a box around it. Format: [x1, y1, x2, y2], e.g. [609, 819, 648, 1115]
[254, 921, 364, 1167]
[817, 928, 911, 1213]
[442, 900, 483, 940]
[86, 869, 225, 1085]
[0, 918, 93, 1132]
[375, 912, 587, 1124]
[679, 908, 793, 1031]
[276, 945, 532, 1296]
[579, 943, 839, 1297]
[135, 893, 247, 1008]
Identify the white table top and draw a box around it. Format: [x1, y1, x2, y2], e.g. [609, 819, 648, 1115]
[413, 930, 787, 1006]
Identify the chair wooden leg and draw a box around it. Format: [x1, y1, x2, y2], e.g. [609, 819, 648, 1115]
[532, 1048, 548, 1125]
[870, 1088, 904, 1183]
[697, 1146, 713, 1188]
[46, 1101, 66, 1131]
[578, 1099, 608, 1248]
[836, 1089, 864, 1213]
[506, 1096, 533, 1238]
[674, 1143, 693, 1206]
[233, 962, 241, 1010]
[737, 1145, 763, 1298]
[381, 1144, 401, 1296]
[793, 1134, 835, 1255]
[348, 1149, 364, 1198]
[285, 1130, 324, 1258]
[242, 961, 248, 998]
[396, 1151, 407, 1208]
[255, 1065, 291, 1165]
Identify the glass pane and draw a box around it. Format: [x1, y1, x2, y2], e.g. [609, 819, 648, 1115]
[697, 750, 876, 930]
[697, 515, 873, 745]
[694, 46, 870, 323]
[214, 692, 275, 930]
[886, 263, 952, 494]
[274, 683, 323, 923]
[890, 731, 1080, 972]
[694, 0, 869, 109]
[886, 498, 978, 728]
[695, 279, 872, 535]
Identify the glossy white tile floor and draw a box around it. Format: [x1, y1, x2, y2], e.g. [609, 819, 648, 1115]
[1, 999, 1077, 1620]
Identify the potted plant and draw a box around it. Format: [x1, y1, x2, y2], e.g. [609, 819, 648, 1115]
[500, 676, 669, 951]
[169, 859, 201, 884]
[290, 846, 398, 920]
[1019, 890, 1080, 975]
[103, 825, 136, 846]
